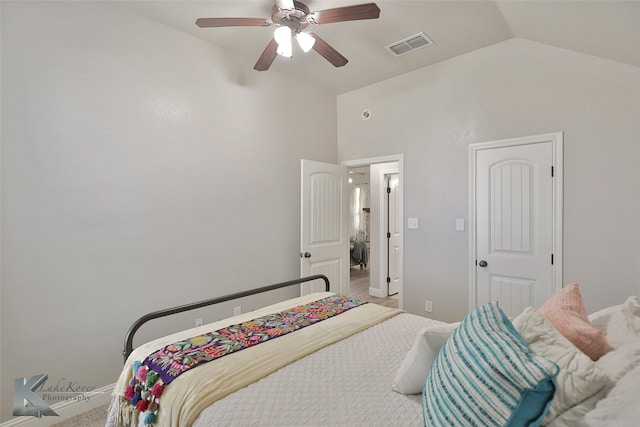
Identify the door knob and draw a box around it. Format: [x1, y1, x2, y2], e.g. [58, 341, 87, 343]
[300, 252, 311, 258]
[478, 260, 488, 267]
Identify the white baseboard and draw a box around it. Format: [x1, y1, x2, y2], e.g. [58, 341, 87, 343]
[1, 383, 114, 427]
[369, 287, 385, 298]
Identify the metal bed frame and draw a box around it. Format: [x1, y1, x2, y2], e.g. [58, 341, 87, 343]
[122, 274, 330, 362]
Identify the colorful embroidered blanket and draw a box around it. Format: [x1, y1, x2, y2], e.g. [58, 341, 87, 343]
[124, 294, 367, 425]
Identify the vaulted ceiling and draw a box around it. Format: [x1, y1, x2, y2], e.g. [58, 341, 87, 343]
[119, 1, 640, 94]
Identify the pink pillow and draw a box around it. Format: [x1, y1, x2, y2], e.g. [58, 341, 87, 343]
[538, 283, 612, 360]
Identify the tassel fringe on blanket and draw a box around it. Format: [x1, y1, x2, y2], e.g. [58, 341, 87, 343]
[109, 395, 138, 427]
[124, 361, 164, 425]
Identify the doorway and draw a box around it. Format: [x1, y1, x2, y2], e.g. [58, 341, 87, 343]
[343, 155, 403, 309]
[347, 165, 399, 309]
[347, 166, 374, 304]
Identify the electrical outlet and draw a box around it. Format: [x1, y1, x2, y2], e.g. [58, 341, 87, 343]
[233, 306, 242, 316]
[195, 317, 203, 327]
[425, 300, 433, 313]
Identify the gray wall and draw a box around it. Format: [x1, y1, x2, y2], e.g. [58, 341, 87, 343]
[2, 2, 640, 421]
[338, 38, 640, 322]
[0, 1, 336, 420]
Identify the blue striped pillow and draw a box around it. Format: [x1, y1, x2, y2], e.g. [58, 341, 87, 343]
[422, 303, 559, 427]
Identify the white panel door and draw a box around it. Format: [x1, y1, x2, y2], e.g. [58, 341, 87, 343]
[300, 159, 349, 295]
[475, 141, 556, 317]
[387, 174, 400, 296]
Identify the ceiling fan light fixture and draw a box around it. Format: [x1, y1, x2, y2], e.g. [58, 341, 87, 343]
[276, 39, 293, 57]
[296, 31, 316, 53]
[274, 26, 292, 45]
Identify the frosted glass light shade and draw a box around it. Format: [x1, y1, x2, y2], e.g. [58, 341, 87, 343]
[274, 26, 292, 45]
[296, 32, 316, 53]
[276, 39, 293, 57]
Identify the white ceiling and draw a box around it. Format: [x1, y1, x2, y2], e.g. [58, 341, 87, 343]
[119, 0, 640, 95]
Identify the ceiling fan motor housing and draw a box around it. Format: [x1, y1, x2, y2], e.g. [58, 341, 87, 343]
[272, 1, 310, 33]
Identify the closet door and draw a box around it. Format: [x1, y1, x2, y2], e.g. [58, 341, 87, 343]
[470, 133, 563, 317]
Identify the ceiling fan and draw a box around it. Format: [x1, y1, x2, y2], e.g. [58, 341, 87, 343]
[195, 0, 380, 71]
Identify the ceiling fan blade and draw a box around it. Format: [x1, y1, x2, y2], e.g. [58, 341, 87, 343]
[195, 17, 271, 28]
[254, 39, 279, 71]
[307, 3, 380, 25]
[309, 33, 348, 67]
[276, 0, 295, 10]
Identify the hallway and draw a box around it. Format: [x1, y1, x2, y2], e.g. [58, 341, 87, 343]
[349, 266, 398, 309]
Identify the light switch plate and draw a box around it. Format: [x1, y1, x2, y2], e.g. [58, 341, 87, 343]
[407, 217, 419, 229]
[425, 300, 433, 313]
[456, 218, 465, 231]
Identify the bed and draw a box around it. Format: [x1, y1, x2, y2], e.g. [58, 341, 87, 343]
[107, 275, 640, 427]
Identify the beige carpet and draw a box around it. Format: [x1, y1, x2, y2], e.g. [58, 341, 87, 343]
[50, 403, 109, 427]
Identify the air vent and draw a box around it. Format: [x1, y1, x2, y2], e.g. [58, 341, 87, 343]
[386, 32, 434, 57]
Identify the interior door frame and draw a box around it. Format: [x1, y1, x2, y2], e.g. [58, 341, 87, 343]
[468, 132, 563, 311]
[342, 154, 404, 309]
[384, 171, 400, 296]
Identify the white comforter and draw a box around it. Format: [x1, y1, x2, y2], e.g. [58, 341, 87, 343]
[547, 340, 640, 426]
[582, 364, 640, 426]
[193, 312, 443, 426]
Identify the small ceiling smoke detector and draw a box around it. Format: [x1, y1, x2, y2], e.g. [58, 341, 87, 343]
[386, 32, 434, 57]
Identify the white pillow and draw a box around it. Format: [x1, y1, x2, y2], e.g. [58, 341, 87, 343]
[589, 296, 640, 349]
[391, 322, 458, 394]
[595, 340, 640, 382]
[588, 304, 621, 329]
[513, 308, 609, 424]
